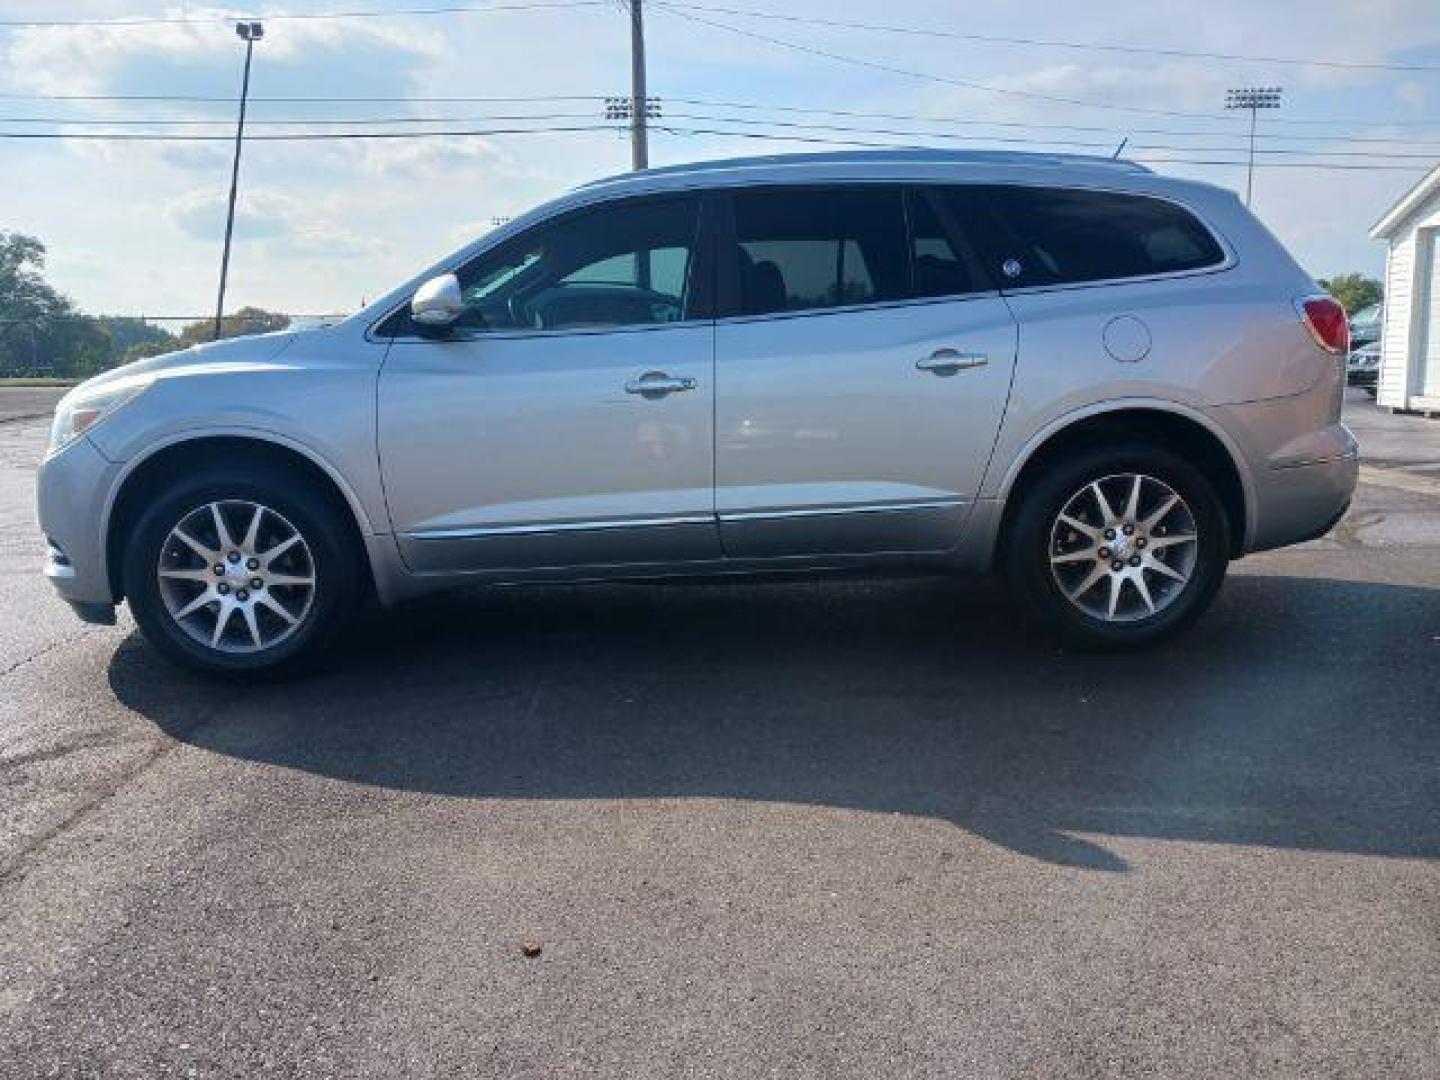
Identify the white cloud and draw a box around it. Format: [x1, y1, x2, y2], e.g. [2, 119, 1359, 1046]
[4, 7, 443, 98]
[165, 187, 376, 257]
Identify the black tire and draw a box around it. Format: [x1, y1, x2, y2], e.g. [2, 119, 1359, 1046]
[1003, 442, 1230, 649]
[122, 461, 362, 678]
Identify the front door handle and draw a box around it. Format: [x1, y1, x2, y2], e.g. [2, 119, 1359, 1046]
[625, 371, 697, 398]
[917, 348, 988, 375]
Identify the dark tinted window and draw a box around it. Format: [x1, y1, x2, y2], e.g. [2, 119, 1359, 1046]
[942, 185, 1224, 286]
[729, 188, 908, 315]
[907, 190, 986, 298]
[419, 198, 701, 334]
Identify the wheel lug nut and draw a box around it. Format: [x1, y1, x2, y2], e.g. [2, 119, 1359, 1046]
[212, 564, 225, 576]
[236, 589, 249, 602]
[1122, 524, 1135, 535]
[251, 578, 263, 589]
[1098, 547, 1110, 559]
[1111, 560, 1123, 572]
[1136, 537, 1147, 549]
[227, 551, 241, 563]
[1103, 529, 1116, 540]
[1129, 556, 1142, 567]
[246, 557, 259, 571]
[217, 583, 230, 595]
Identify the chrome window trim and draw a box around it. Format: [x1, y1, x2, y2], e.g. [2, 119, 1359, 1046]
[384, 318, 713, 346]
[368, 176, 1235, 342]
[711, 289, 1005, 329]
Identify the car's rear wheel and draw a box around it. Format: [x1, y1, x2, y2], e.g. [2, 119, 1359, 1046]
[122, 463, 361, 677]
[1004, 443, 1230, 648]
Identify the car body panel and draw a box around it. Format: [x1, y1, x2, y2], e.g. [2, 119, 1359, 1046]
[378, 321, 719, 574]
[714, 294, 1018, 557]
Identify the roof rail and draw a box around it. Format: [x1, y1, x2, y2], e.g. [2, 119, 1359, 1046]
[580, 148, 1153, 188]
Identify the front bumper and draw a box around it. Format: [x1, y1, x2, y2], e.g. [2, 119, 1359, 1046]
[37, 435, 122, 615]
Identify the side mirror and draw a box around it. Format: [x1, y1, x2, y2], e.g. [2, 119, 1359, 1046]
[410, 273, 463, 330]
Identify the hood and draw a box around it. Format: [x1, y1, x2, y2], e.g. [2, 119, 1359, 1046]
[72, 328, 305, 396]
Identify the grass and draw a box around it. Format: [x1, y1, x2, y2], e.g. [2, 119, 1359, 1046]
[0, 377, 80, 387]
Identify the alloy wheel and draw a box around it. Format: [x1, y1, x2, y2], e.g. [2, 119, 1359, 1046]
[1047, 473, 1199, 623]
[156, 500, 317, 653]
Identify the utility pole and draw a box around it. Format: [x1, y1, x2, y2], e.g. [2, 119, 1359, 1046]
[214, 20, 263, 342]
[1225, 86, 1282, 207]
[628, 0, 648, 171]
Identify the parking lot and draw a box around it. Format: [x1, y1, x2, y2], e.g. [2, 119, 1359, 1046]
[2, 387, 1437, 1077]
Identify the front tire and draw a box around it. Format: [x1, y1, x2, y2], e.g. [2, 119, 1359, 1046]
[1003, 443, 1230, 649]
[122, 463, 361, 677]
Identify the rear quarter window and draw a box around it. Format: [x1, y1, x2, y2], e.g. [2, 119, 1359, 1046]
[959, 185, 1225, 287]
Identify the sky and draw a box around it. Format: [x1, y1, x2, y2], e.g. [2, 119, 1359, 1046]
[2, 0, 1438, 320]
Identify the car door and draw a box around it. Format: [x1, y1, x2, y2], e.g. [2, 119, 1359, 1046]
[378, 194, 720, 575]
[714, 184, 1019, 558]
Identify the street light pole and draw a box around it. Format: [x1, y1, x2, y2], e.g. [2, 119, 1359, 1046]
[214, 20, 263, 342]
[1225, 86, 1282, 207]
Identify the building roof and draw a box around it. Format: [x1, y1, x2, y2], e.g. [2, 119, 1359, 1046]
[1370, 161, 1440, 240]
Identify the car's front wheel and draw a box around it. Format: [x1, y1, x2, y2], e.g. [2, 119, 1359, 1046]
[122, 463, 361, 677]
[1004, 443, 1230, 649]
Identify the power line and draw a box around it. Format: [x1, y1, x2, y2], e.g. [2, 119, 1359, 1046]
[664, 98, 1440, 144]
[5, 101, 1439, 145]
[654, 6, 1440, 129]
[0, 124, 621, 141]
[4, 0, 1432, 77]
[11, 109, 1439, 159]
[656, 125, 1434, 170]
[664, 3, 1440, 74]
[1, 118, 1431, 170]
[0, 92, 606, 103]
[4, 88, 1436, 131]
[0, 1, 605, 28]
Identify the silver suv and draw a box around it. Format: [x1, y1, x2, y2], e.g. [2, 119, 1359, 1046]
[38, 150, 1358, 676]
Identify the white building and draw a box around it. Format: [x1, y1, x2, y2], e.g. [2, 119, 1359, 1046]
[1370, 163, 1440, 413]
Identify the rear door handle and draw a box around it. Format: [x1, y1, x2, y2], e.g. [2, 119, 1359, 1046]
[625, 371, 697, 398]
[917, 348, 987, 374]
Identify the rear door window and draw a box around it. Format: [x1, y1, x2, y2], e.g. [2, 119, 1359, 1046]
[906, 188, 991, 298]
[934, 185, 1225, 288]
[725, 187, 909, 316]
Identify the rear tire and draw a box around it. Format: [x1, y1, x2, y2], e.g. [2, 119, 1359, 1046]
[1003, 443, 1230, 649]
[122, 462, 362, 678]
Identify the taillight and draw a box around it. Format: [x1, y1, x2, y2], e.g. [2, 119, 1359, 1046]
[1296, 294, 1349, 355]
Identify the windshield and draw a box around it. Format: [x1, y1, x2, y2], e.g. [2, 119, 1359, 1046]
[1350, 303, 1381, 328]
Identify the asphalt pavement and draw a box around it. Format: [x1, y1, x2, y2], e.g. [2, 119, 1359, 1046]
[1, 386, 1437, 1078]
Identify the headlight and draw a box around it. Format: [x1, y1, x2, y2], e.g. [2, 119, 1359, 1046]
[47, 378, 151, 457]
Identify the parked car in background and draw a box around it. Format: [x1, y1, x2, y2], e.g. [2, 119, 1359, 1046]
[1348, 302, 1383, 350]
[1348, 340, 1381, 394]
[38, 149, 1358, 675]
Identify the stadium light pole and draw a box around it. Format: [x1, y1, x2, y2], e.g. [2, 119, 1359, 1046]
[214, 20, 263, 342]
[1225, 86, 1282, 207]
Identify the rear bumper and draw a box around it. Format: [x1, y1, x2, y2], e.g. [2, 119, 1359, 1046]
[1247, 444, 1359, 553]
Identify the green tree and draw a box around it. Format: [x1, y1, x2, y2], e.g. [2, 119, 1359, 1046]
[1318, 273, 1383, 315]
[0, 230, 107, 377]
[174, 306, 291, 350]
[94, 316, 177, 363]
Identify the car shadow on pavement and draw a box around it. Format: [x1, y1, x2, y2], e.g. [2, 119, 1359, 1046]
[108, 572, 1440, 873]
